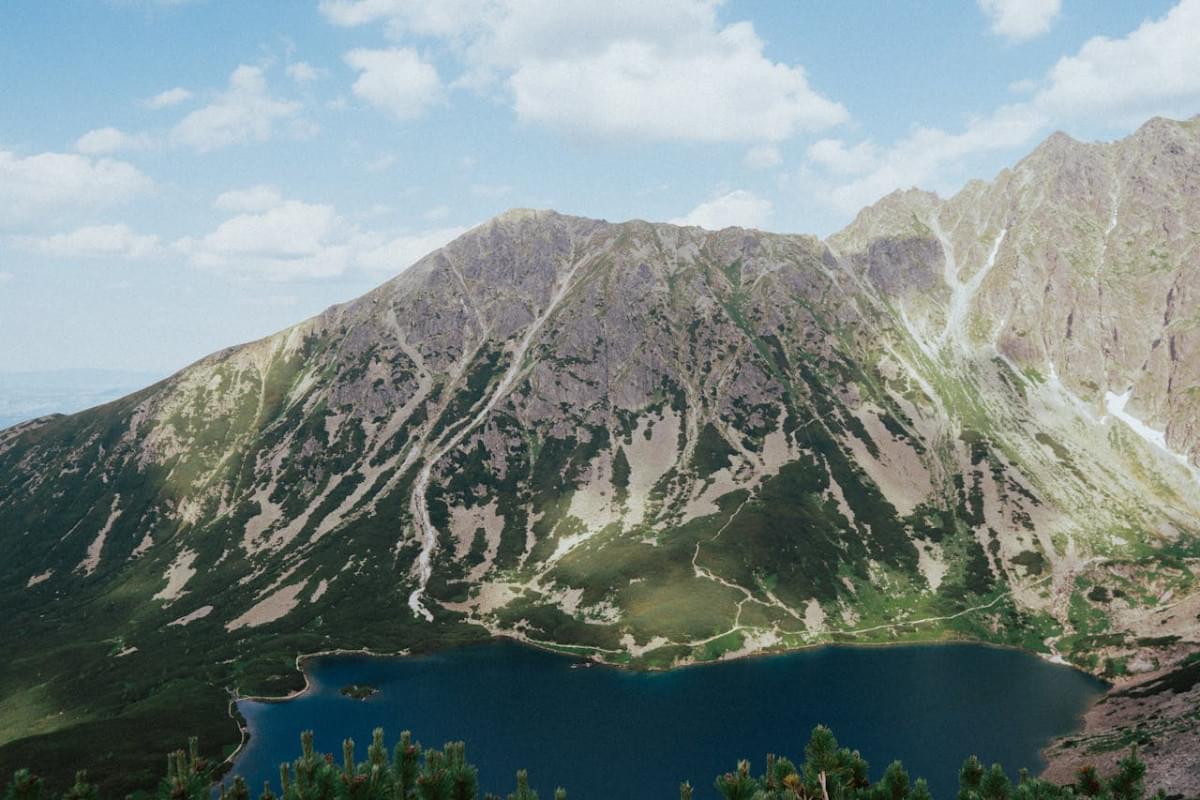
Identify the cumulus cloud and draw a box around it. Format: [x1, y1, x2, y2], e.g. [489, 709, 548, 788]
[743, 144, 782, 170]
[498, 11, 846, 142]
[1034, 0, 1200, 126]
[978, 0, 1061, 42]
[143, 87, 192, 108]
[813, 105, 1046, 215]
[0, 150, 154, 229]
[171, 65, 302, 152]
[74, 127, 153, 155]
[357, 226, 469, 273]
[804, 0, 1200, 217]
[345, 48, 443, 120]
[175, 200, 350, 279]
[20, 224, 159, 259]
[213, 184, 284, 213]
[671, 189, 772, 230]
[176, 192, 465, 280]
[286, 61, 323, 82]
[319, 0, 492, 38]
[323, 0, 845, 143]
[805, 139, 879, 176]
[508, 33, 844, 142]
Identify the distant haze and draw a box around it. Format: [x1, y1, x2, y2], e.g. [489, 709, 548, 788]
[0, 369, 165, 429]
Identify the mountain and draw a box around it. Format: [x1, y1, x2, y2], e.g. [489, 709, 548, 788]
[1, 116, 1198, 796]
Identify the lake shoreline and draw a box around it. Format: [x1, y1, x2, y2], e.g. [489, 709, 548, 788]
[222, 631, 1109, 788]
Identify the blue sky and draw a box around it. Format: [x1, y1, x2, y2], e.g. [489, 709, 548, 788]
[1, 0, 1197, 374]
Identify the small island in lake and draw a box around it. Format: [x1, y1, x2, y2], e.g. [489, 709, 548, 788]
[339, 683, 379, 700]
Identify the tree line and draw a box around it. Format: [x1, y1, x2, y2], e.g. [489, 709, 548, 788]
[2, 725, 1155, 800]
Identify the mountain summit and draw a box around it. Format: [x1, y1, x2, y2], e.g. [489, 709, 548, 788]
[2, 116, 1198, 794]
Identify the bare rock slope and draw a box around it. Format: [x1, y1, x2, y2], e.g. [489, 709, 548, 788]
[0, 116, 1197, 795]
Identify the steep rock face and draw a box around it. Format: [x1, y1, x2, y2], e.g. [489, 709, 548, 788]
[842, 117, 1200, 465]
[0, 119, 1198, 795]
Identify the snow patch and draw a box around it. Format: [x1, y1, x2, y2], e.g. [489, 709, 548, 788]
[1105, 389, 1195, 476]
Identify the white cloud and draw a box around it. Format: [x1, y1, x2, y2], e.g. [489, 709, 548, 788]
[345, 48, 443, 121]
[1034, 0, 1200, 126]
[423, 204, 450, 221]
[505, 20, 846, 142]
[323, 0, 845, 143]
[0, 271, 13, 284]
[805, 139, 879, 176]
[213, 184, 284, 213]
[21, 224, 159, 259]
[319, 0, 492, 38]
[671, 189, 772, 230]
[805, 1, 1200, 217]
[0, 150, 154, 229]
[176, 193, 464, 280]
[743, 144, 781, 170]
[455, 0, 730, 81]
[171, 65, 302, 152]
[286, 61, 322, 82]
[978, 0, 1061, 42]
[819, 105, 1046, 214]
[144, 87, 192, 108]
[175, 200, 353, 280]
[357, 226, 469, 273]
[74, 127, 153, 155]
[365, 203, 396, 217]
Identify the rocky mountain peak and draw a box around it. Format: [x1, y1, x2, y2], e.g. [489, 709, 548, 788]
[2, 114, 1199, 798]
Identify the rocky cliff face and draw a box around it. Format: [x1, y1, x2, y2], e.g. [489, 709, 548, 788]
[0, 116, 1197, 795]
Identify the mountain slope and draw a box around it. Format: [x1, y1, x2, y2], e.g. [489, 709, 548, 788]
[1, 117, 1198, 796]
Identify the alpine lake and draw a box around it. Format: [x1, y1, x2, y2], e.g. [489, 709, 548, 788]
[231, 640, 1104, 800]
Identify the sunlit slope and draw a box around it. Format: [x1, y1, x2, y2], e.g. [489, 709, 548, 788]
[0, 116, 1197, 795]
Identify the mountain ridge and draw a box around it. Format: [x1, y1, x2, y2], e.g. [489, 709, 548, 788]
[1, 114, 1198, 796]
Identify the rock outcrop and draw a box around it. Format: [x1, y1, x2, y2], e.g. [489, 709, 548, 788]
[1, 115, 1197, 795]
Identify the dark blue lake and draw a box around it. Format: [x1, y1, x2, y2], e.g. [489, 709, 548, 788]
[232, 641, 1103, 800]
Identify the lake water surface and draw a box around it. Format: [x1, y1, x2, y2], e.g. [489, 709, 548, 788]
[233, 641, 1103, 800]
